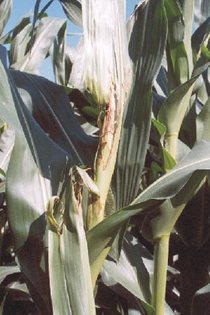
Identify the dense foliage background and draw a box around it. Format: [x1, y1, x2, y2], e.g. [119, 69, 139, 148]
[0, 0, 210, 314]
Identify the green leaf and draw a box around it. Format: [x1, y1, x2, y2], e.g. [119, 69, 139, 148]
[88, 140, 210, 267]
[101, 233, 153, 314]
[0, 0, 12, 37]
[0, 46, 96, 312]
[141, 171, 204, 243]
[47, 178, 96, 315]
[180, 0, 194, 74]
[51, 21, 67, 85]
[64, 45, 76, 85]
[0, 62, 75, 172]
[151, 118, 166, 137]
[68, 88, 100, 125]
[74, 165, 99, 195]
[158, 54, 210, 157]
[201, 43, 210, 58]
[155, 66, 169, 98]
[0, 168, 5, 177]
[9, 17, 32, 67]
[191, 17, 210, 59]
[71, 0, 130, 107]
[194, 0, 210, 28]
[11, 17, 66, 73]
[196, 97, 210, 141]
[10, 69, 97, 167]
[113, 0, 167, 209]
[0, 127, 15, 177]
[151, 118, 176, 172]
[0, 266, 21, 282]
[161, 146, 176, 172]
[0, 48, 22, 132]
[59, 0, 82, 28]
[4, 105, 70, 313]
[165, 0, 189, 90]
[6, 133, 53, 314]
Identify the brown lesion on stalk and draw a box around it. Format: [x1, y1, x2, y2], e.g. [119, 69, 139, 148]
[96, 81, 121, 170]
[87, 80, 127, 229]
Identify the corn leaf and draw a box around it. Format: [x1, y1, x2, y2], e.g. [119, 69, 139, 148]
[0, 45, 95, 313]
[0, 266, 21, 281]
[0, 48, 22, 132]
[101, 233, 153, 314]
[158, 51, 210, 156]
[30, 0, 55, 50]
[196, 97, 210, 141]
[59, 0, 82, 28]
[0, 127, 15, 177]
[112, 0, 167, 209]
[51, 21, 67, 85]
[11, 17, 66, 73]
[10, 69, 97, 166]
[0, 0, 12, 37]
[192, 17, 210, 59]
[195, 0, 210, 28]
[9, 16, 32, 66]
[165, 0, 189, 90]
[180, 0, 194, 74]
[6, 133, 53, 314]
[47, 179, 95, 315]
[88, 140, 210, 267]
[77, 0, 130, 106]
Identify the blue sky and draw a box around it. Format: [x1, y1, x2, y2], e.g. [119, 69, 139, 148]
[4, 0, 139, 80]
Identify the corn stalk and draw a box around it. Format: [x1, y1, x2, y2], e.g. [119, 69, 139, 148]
[70, 0, 131, 230]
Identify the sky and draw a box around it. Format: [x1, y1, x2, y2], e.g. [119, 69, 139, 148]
[4, 0, 140, 80]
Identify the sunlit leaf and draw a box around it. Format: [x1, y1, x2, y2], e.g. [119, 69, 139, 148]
[113, 0, 167, 209]
[51, 21, 67, 85]
[47, 178, 96, 314]
[59, 0, 82, 28]
[158, 53, 210, 156]
[71, 0, 131, 107]
[88, 140, 210, 267]
[0, 127, 15, 178]
[11, 17, 66, 73]
[194, 0, 210, 28]
[10, 69, 97, 166]
[192, 17, 210, 61]
[196, 96, 210, 141]
[0, 45, 91, 313]
[101, 233, 153, 314]
[0, 0, 12, 37]
[165, 0, 189, 90]
[9, 17, 32, 67]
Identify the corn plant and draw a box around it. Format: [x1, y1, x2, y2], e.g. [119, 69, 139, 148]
[0, 0, 210, 314]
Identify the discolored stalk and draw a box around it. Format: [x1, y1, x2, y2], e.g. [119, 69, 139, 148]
[88, 85, 125, 229]
[87, 84, 127, 287]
